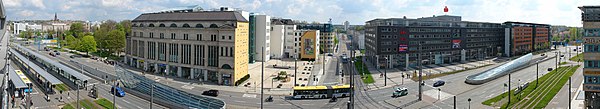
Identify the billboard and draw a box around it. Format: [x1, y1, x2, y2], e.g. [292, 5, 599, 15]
[452, 40, 461, 48]
[398, 44, 408, 52]
[304, 39, 314, 55]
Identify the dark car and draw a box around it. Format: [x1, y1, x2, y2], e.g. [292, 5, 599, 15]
[327, 53, 333, 56]
[70, 55, 81, 58]
[202, 90, 219, 97]
[433, 80, 445, 87]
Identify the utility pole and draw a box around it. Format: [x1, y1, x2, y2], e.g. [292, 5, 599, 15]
[151, 82, 154, 109]
[536, 60, 539, 88]
[418, 44, 423, 101]
[569, 77, 572, 109]
[508, 73, 511, 105]
[294, 57, 297, 86]
[261, 47, 264, 109]
[77, 81, 80, 109]
[112, 80, 116, 109]
[384, 57, 387, 86]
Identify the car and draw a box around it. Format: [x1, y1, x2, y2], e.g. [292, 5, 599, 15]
[392, 87, 408, 97]
[202, 90, 219, 97]
[110, 86, 126, 97]
[49, 52, 56, 57]
[540, 54, 545, 56]
[327, 53, 333, 56]
[433, 80, 446, 87]
[70, 55, 82, 58]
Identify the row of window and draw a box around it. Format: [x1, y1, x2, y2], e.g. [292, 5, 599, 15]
[134, 32, 234, 41]
[585, 45, 600, 52]
[585, 60, 600, 68]
[586, 76, 600, 84]
[133, 23, 219, 28]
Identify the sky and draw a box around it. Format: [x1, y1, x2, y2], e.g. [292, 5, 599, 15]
[4, 0, 599, 27]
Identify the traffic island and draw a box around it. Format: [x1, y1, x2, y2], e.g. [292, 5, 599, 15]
[482, 65, 579, 108]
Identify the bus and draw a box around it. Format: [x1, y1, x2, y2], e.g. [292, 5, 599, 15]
[293, 85, 351, 99]
[15, 70, 33, 93]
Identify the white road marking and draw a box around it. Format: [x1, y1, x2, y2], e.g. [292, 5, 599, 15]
[242, 94, 257, 98]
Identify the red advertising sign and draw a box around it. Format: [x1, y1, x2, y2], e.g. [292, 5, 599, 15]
[452, 40, 461, 48]
[399, 44, 408, 52]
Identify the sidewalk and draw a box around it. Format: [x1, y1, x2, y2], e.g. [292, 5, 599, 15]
[119, 62, 295, 96]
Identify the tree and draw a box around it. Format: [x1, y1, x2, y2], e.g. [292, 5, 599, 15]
[79, 35, 97, 55]
[119, 20, 132, 34]
[105, 30, 126, 55]
[70, 22, 85, 38]
[65, 35, 79, 49]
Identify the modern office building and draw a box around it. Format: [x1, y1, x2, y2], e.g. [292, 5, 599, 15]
[503, 22, 551, 57]
[365, 15, 505, 69]
[296, 30, 320, 60]
[249, 14, 271, 62]
[271, 18, 297, 59]
[580, 6, 600, 108]
[297, 23, 335, 53]
[126, 10, 249, 86]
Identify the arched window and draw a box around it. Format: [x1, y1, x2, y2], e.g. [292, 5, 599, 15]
[209, 24, 219, 28]
[182, 23, 190, 28]
[159, 24, 166, 27]
[132, 24, 138, 27]
[169, 23, 177, 27]
[148, 23, 154, 27]
[195, 24, 204, 28]
[139, 24, 145, 27]
[221, 64, 233, 69]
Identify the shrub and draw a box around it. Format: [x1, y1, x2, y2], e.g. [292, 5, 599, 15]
[235, 74, 250, 86]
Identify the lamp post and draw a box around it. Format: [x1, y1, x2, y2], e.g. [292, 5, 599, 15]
[261, 47, 264, 109]
[294, 56, 297, 86]
[384, 57, 387, 86]
[418, 43, 423, 101]
[468, 98, 471, 109]
[438, 88, 441, 101]
[535, 60, 539, 89]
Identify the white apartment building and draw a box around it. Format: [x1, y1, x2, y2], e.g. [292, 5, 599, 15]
[270, 18, 297, 59]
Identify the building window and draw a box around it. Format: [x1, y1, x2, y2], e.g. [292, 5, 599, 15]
[222, 36, 225, 40]
[229, 36, 232, 40]
[160, 33, 164, 39]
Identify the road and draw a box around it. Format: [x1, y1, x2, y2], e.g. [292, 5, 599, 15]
[10, 34, 166, 109]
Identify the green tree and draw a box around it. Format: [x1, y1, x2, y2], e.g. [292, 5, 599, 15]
[106, 30, 126, 55]
[94, 20, 117, 53]
[79, 35, 97, 55]
[70, 22, 85, 38]
[119, 20, 132, 34]
[65, 35, 79, 49]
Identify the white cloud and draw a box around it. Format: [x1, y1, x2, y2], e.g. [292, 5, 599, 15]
[30, 0, 46, 9]
[18, 10, 34, 17]
[4, 0, 21, 7]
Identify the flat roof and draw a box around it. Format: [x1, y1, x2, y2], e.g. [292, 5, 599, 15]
[13, 44, 91, 81]
[8, 66, 28, 89]
[11, 49, 63, 85]
[293, 86, 329, 90]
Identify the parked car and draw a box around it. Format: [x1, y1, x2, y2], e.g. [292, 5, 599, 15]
[54, 51, 60, 55]
[433, 80, 446, 87]
[110, 86, 126, 97]
[327, 53, 333, 56]
[392, 87, 408, 97]
[70, 55, 82, 58]
[202, 90, 219, 97]
[49, 52, 56, 57]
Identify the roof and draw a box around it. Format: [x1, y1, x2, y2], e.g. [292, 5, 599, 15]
[11, 48, 63, 85]
[271, 18, 294, 25]
[331, 85, 350, 89]
[13, 44, 91, 81]
[8, 67, 28, 89]
[293, 86, 329, 90]
[132, 11, 247, 22]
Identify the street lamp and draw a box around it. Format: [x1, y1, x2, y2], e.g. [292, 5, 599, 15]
[384, 57, 388, 86]
[468, 98, 471, 109]
[261, 47, 264, 109]
[151, 78, 159, 109]
[438, 88, 441, 101]
[294, 56, 298, 86]
[536, 60, 539, 88]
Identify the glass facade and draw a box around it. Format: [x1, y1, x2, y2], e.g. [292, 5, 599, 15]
[116, 65, 226, 109]
[465, 53, 532, 84]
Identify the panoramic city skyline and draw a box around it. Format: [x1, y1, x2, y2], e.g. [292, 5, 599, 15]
[3, 0, 598, 26]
